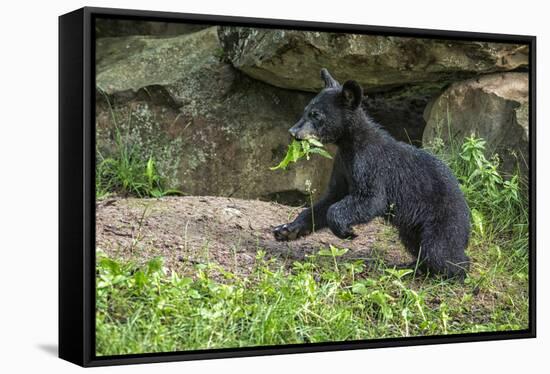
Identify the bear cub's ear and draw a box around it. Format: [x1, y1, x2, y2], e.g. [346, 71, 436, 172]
[341, 80, 363, 109]
[321, 68, 340, 89]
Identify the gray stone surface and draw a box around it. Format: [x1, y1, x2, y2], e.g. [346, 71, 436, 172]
[423, 73, 529, 175]
[218, 27, 528, 92]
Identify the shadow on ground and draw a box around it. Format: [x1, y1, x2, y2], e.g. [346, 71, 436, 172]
[37, 344, 58, 357]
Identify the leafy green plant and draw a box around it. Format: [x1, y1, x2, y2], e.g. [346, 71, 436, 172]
[427, 134, 528, 253]
[96, 128, 182, 198]
[270, 139, 332, 171]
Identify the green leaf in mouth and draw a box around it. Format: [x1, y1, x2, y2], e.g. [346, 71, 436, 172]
[270, 138, 332, 171]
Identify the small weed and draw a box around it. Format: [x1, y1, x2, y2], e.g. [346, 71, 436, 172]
[96, 93, 184, 198]
[96, 127, 182, 198]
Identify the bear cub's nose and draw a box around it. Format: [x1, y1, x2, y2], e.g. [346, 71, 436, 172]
[289, 127, 298, 138]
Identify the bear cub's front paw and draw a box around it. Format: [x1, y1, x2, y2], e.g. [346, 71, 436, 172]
[273, 222, 308, 241]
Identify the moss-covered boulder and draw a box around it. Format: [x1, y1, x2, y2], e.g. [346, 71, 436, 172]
[96, 27, 333, 204]
[95, 18, 206, 38]
[423, 73, 529, 175]
[96, 28, 222, 94]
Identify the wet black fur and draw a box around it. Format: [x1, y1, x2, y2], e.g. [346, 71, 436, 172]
[274, 69, 471, 279]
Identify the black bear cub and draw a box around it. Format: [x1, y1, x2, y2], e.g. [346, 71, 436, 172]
[273, 68, 470, 279]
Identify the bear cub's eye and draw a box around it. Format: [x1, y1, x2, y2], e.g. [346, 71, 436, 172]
[309, 110, 322, 120]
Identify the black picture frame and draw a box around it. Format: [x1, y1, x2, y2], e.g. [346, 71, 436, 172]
[59, 6, 537, 367]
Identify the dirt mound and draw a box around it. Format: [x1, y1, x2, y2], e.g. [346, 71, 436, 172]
[96, 196, 410, 276]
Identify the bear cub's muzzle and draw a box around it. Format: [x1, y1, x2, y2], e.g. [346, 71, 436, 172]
[289, 119, 318, 141]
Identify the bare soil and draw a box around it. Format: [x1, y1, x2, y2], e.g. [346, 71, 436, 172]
[96, 196, 411, 277]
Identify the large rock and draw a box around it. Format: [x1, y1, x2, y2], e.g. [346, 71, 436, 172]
[218, 27, 529, 93]
[422, 73, 529, 175]
[96, 28, 221, 94]
[218, 27, 528, 144]
[96, 27, 333, 204]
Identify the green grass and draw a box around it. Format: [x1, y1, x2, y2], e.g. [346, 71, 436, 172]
[96, 244, 527, 355]
[96, 135, 529, 356]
